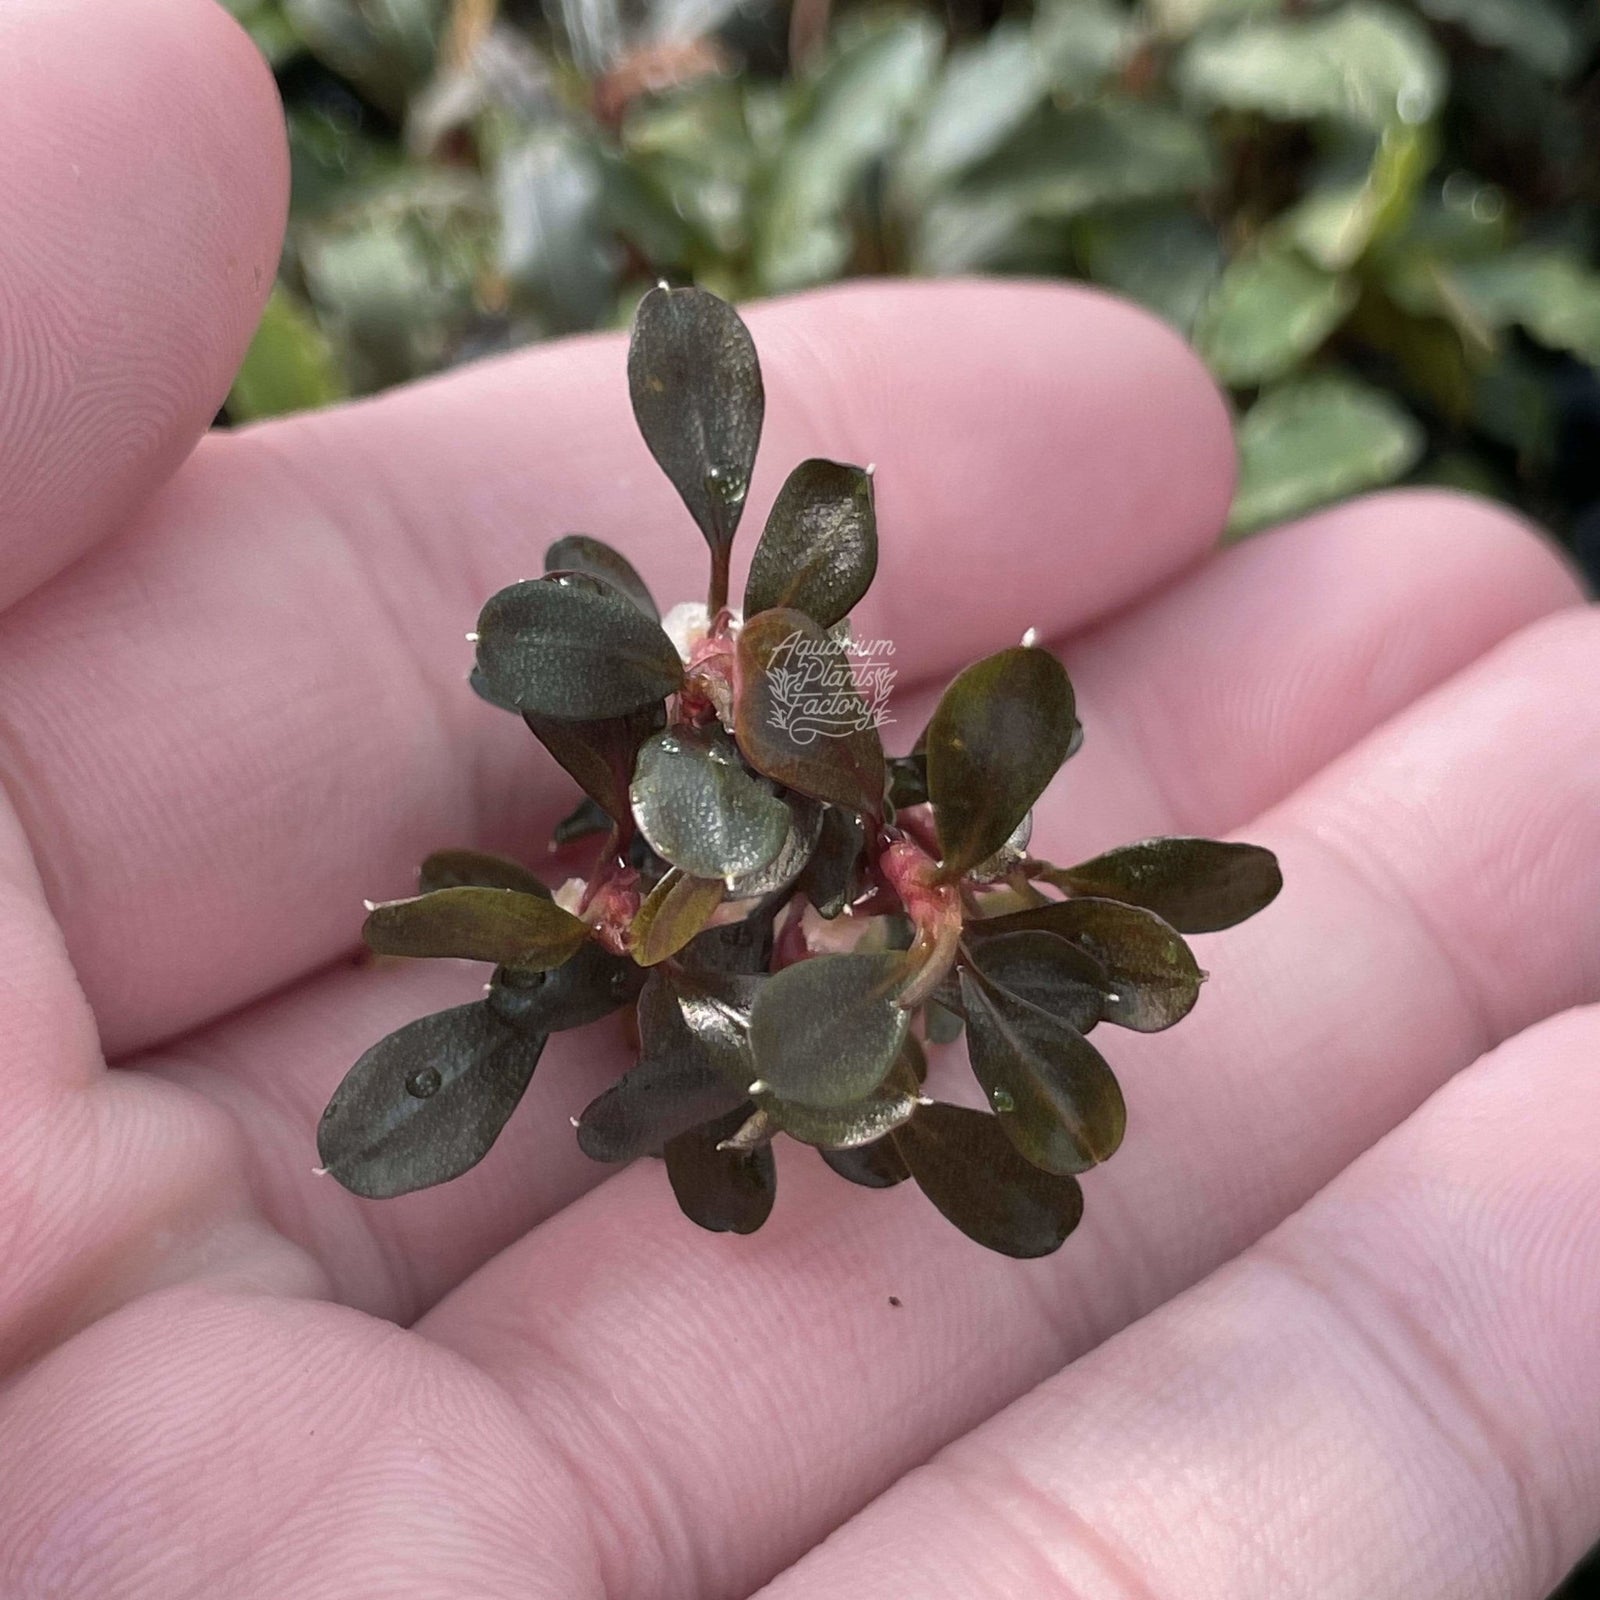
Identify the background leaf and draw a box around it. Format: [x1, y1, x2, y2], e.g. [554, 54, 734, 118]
[1228, 372, 1425, 536]
[363, 886, 587, 969]
[664, 1105, 777, 1234]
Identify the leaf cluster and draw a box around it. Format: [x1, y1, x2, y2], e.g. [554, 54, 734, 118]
[319, 288, 1282, 1256]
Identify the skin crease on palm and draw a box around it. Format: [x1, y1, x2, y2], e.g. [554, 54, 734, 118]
[5, 4, 1600, 1600]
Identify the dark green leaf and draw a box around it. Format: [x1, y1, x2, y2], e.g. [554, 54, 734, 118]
[576, 974, 743, 1162]
[317, 1002, 545, 1198]
[630, 727, 791, 885]
[545, 534, 659, 619]
[926, 645, 1079, 880]
[796, 804, 865, 917]
[961, 930, 1106, 1032]
[488, 941, 647, 1036]
[526, 703, 665, 825]
[887, 751, 930, 811]
[971, 897, 1203, 1031]
[680, 899, 780, 975]
[418, 849, 551, 898]
[757, 1075, 920, 1150]
[475, 576, 683, 720]
[469, 664, 518, 713]
[672, 967, 765, 1089]
[1044, 838, 1283, 933]
[748, 952, 910, 1108]
[552, 795, 613, 846]
[735, 608, 886, 817]
[363, 887, 587, 971]
[744, 459, 877, 628]
[631, 869, 726, 966]
[959, 967, 1125, 1175]
[628, 285, 764, 556]
[725, 794, 824, 900]
[821, 1138, 912, 1188]
[892, 1102, 1084, 1258]
[664, 1104, 776, 1234]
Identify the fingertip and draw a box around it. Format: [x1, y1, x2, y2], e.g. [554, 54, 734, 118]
[0, 0, 288, 609]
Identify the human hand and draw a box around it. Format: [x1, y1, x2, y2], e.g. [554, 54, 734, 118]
[2, 4, 1598, 1597]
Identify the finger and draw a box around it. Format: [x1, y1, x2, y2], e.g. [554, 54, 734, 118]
[0, 0, 285, 610]
[151, 487, 1579, 1321]
[0, 281, 1232, 1058]
[756, 1002, 1600, 1600]
[416, 605, 1600, 1600]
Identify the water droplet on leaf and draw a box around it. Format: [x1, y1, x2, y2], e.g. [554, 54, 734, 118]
[406, 1067, 443, 1099]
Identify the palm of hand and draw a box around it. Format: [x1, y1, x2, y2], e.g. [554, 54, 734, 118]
[3, 6, 1599, 1598]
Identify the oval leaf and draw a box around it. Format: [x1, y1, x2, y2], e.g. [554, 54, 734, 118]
[317, 1002, 545, 1198]
[630, 727, 791, 885]
[488, 941, 647, 1036]
[758, 1076, 920, 1150]
[744, 459, 878, 627]
[725, 793, 824, 901]
[631, 869, 726, 966]
[892, 1102, 1084, 1259]
[959, 968, 1125, 1174]
[796, 803, 865, 917]
[1044, 838, 1283, 934]
[821, 1138, 912, 1189]
[475, 576, 683, 720]
[363, 887, 587, 971]
[926, 645, 1079, 880]
[735, 607, 886, 817]
[576, 973, 744, 1162]
[672, 967, 765, 1089]
[747, 952, 910, 1108]
[544, 534, 659, 619]
[628, 285, 764, 555]
[962, 930, 1105, 1032]
[418, 849, 551, 898]
[664, 1104, 776, 1234]
[526, 702, 665, 824]
[970, 897, 1203, 1031]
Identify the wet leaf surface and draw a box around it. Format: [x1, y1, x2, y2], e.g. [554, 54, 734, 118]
[631, 869, 726, 965]
[961, 929, 1106, 1031]
[970, 897, 1203, 1031]
[363, 886, 588, 970]
[672, 967, 766, 1088]
[748, 952, 910, 1107]
[735, 607, 886, 816]
[724, 793, 824, 900]
[418, 848, 551, 898]
[892, 1102, 1084, 1258]
[959, 967, 1126, 1174]
[1044, 837, 1283, 933]
[318, 1002, 546, 1198]
[631, 727, 792, 884]
[526, 703, 666, 825]
[664, 1104, 776, 1234]
[576, 974, 744, 1162]
[926, 645, 1079, 880]
[488, 941, 647, 1035]
[628, 285, 764, 556]
[744, 459, 877, 627]
[796, 804, 865, 916]
[475, 575, 683, 719]
[545, 534, 659, 618]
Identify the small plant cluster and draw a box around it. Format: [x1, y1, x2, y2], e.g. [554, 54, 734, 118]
[317, 286, 1282, 1258]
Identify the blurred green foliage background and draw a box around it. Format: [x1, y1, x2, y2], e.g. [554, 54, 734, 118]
[223, 0, 1600, 570]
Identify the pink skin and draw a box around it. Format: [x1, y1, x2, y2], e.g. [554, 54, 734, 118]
[2, 4, 1599, 1597]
